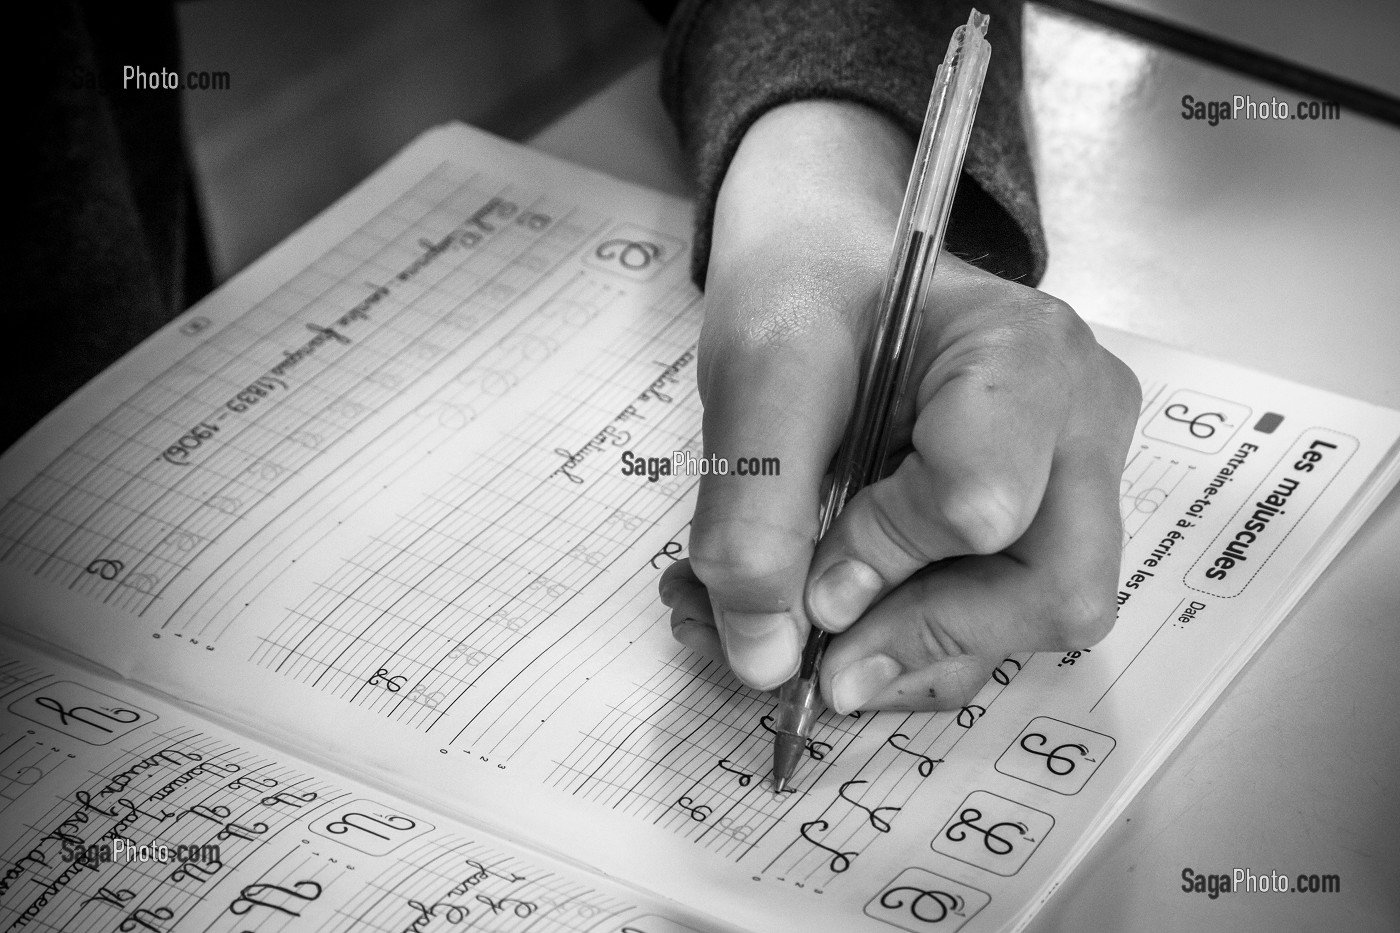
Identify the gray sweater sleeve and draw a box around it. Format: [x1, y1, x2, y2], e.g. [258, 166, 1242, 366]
[657, 0, 1047, 288]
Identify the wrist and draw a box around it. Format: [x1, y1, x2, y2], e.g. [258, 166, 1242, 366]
[710, 101, 915, 267]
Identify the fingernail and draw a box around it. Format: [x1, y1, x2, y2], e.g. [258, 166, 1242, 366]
[672, 619, 722, 661]
[718, 611, 800, 690]
[830, 654, 902, 714]
[808, 560, 883, 630]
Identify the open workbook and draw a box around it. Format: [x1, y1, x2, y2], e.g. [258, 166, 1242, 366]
[1, 124, 1397, 933]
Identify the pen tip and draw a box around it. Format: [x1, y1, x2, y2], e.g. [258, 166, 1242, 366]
[772, 734, 804, 793]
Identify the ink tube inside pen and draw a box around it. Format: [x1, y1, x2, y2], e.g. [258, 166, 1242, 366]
[770, 10, 994, 793]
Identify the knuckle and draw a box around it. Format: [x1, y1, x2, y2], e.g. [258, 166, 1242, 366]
[911, 613, 957, 667]
[695, 321, 783, 406]
[1105, 350, 1144, 425]
[866, 489, 941, 564]
[906, 580, 971, 665]
[1034, 296, 1095, 352]
[1042, 587, 1116, 649]
[1011, 296, 1100, 383]
[687, 521, 806, 597]
[935, 483, 1023, 555]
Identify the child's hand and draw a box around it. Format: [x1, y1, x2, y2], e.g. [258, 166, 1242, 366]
[660, 100, 1140, 711]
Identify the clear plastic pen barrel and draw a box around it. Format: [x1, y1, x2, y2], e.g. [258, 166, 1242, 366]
[770, 10, 992, 793]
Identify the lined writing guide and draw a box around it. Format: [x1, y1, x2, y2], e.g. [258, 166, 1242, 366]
[1, 123, 1398, 933]
[0, 642, 708, 933]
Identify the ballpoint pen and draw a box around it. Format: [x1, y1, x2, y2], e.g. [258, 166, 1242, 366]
[770, 9, 993, 793]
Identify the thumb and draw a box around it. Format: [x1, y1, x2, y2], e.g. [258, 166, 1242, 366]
[688, 324, 854, 690]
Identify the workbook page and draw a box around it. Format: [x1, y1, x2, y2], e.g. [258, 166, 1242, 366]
[0, 637, 722, 933]
[1, 124, 1396, 933]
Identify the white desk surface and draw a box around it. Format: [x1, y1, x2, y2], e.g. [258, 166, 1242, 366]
[1105, 0, 1400, 99]
[531, 5, 1400, 930]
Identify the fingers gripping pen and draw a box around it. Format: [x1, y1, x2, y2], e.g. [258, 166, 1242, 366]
[770, 10, 992, 793]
